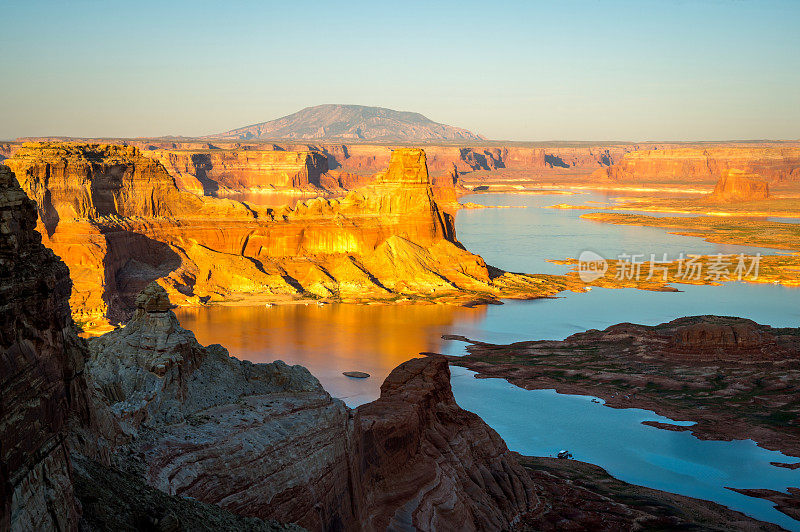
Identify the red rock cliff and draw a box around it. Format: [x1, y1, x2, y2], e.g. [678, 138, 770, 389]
[592, 147, 800, 184]
[144, 147, 329, 195]
[707, 169, 770, 202]
[0, 164, 94, 530]
[3, 143, 561, 331]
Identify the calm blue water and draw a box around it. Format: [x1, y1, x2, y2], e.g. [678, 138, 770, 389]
[438, 283, 800, 352]
[451, 366, 800, 531]
[457, 192, 778, 274]
[179, 191, 800, 529]
[446, 193, 800, 530]
[770, 216, 800, 224]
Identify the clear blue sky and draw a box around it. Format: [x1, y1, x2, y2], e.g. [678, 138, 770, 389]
[2, 0, 798, 141]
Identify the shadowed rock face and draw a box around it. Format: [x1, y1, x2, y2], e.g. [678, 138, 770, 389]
[708, 169, 770, 202]
[0, 173, 304, 532]
[673, 318, 775, 350]
[351, 356, 537, 530]
[84, 283, 538, 531]
[0, 165, 93, 531]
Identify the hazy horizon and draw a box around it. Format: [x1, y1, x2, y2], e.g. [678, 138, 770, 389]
[2, 0, 799, 141]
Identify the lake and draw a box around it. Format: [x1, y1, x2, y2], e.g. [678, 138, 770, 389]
[177, 192, 800, 529]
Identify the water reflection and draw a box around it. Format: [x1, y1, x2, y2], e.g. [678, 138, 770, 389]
[451, 366, 800, 532]
[176, 303, 486, 405]
[457, 193, 778, 274]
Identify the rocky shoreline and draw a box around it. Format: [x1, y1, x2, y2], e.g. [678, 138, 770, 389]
[441, 316, 800, 457]
[2, 165, 787, 530]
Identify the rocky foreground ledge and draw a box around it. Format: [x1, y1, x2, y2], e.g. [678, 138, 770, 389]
[1, 164, 781, 530]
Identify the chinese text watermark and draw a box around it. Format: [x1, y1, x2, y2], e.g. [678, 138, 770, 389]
[577, 252, 761, 283]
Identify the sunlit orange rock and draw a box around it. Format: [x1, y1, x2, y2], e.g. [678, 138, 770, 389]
[707, 169, 770, 202]
[3, 143, 565, 330]
[143, 147, 329, 195]
[591, 147, 800, 183]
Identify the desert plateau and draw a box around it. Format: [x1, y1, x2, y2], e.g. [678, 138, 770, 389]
[3, 2, 800, 531]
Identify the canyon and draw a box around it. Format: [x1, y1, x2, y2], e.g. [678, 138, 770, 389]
[2, 143, 572, 332]
[591, 146, 800, 185]
[0, 192, 779, 529]
[3, 131, 800, 529]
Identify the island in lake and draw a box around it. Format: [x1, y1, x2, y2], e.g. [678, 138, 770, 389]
[3, 2, 800, 529]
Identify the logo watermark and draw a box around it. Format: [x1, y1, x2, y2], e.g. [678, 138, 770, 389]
[576, 252, 761, 283]
[577, 250, 608, 282]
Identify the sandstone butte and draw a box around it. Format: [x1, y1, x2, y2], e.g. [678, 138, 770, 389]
[590, 146, 800, 184]
[2, 142, 568, 332]
[2, 171, 780, 530]
[707, 169, 771, 202]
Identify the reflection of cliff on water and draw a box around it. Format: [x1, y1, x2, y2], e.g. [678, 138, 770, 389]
[176, 302, 486, 405]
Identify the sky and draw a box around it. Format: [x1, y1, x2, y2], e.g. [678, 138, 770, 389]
[1, 0, 799, 141]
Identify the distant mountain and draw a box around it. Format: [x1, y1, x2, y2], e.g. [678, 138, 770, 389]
[207, 104, 484, 142]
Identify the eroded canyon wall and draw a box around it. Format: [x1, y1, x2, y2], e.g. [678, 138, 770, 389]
[592, 146, 800, 184]
[0, 165, 93, 531]
[144, 147, 330, 195]
[708, 169, 771, 202]
[84, 283, 539, 531]
[3, 143, 561, 331]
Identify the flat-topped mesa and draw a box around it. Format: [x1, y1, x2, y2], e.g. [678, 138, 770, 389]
[670, 316, 778, 354]
[143, 147, 330, 195]
[590, 146, 800, 184]
[707, 169, 770, 202]
[3, 142, 253, 223]
[376, 148, 430, 184]
[281, 148, 456, 248]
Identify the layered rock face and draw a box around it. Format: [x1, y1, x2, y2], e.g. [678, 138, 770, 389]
[3, 143, 255, 326]
[350, 356, 537, 530]
[85, 283, 538, 531]
[0, 165, 93, 531]
[318, 144, 636, 176]
[86, 283, 355, 529]
[144, 147, 329, 195]
[592, 147, 800, 183]
[3, 143, 563, 330]
[708, 169, 770, 202]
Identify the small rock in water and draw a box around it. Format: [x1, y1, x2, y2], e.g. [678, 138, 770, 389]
[343, 371, 370, 378]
